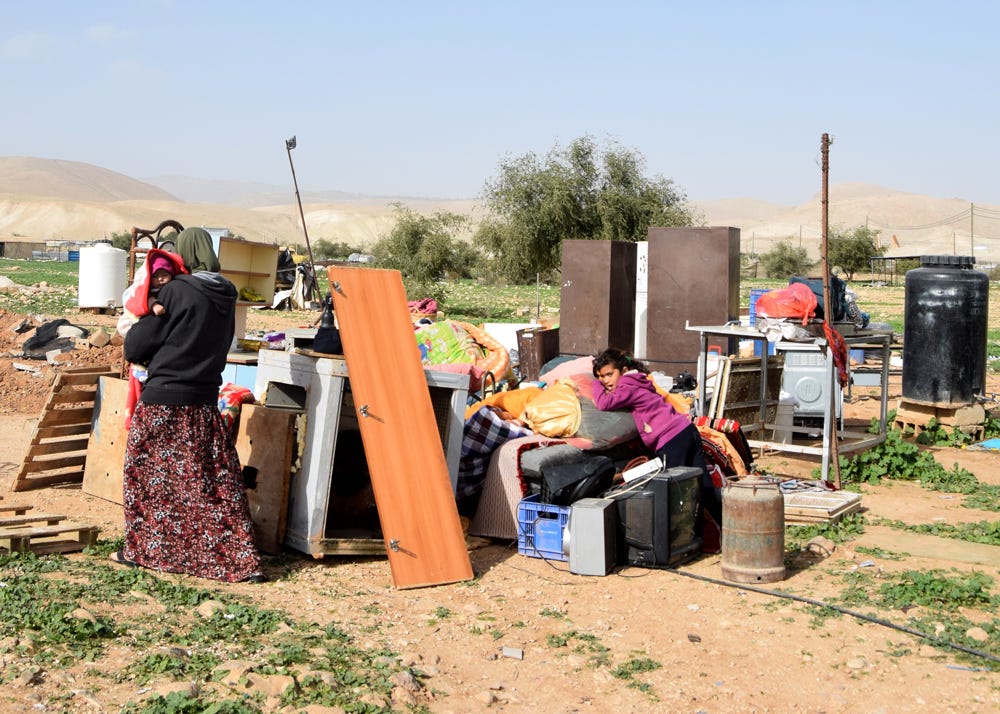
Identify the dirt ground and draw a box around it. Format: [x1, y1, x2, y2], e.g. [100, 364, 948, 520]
[1, 307, 999, 712]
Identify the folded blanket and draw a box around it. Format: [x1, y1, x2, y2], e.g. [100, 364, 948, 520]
[458, 406, 533, 502]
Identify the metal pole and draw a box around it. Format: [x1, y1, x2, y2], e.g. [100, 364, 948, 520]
[820, 133, 842, 488]
[285, 136, 321, 305]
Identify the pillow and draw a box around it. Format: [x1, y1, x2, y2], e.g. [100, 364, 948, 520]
[414, 321, 474, 365]
[540, 355, 594, 386]
[575, 397, 639, 450]
[465, 386, 542, 421]
[519, 442, 587, 495]
[520, 379, 582, 437]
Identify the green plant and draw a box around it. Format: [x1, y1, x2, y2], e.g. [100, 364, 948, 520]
[905, 613, 1000, 666]
[876, 570, 998, 610]
[913, 418, 977, 447]
[837, 427, 999, 511]
[611, 656, 661, 679]
[126, 692, 264, 713]
[785, 513, 867, 548]
[0, 547, 414, 711]
[838, 429, 934, 484]
[854, 545, 905, 561]
[873, 517, 1000, 546]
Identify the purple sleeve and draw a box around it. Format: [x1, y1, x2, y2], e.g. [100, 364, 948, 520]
[592, 378, 634, 411]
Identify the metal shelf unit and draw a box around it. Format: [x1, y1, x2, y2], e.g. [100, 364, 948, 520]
[686, 322, 892, 480]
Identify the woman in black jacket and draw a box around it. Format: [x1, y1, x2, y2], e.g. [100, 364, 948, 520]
[111, 227, 264, 583]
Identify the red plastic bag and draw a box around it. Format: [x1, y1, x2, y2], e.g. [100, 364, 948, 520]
[754, 282, 817, 325]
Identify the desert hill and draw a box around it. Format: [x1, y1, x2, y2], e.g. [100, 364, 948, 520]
[0, 156, 178, 203]
[0, 157, 997, 264]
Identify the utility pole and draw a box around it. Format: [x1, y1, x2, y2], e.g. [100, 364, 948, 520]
[971, 203, 975, 257]
[285, 136, 322, 305]
[820, 133, 842, 488]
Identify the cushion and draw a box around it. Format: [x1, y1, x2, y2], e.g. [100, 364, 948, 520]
[540, 355, 594, 386]
[575, 397, 639, 450]
[520, 379, 582, 437]
[519, 442, 587, 495]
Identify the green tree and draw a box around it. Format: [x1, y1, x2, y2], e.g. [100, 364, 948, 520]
[760, 241, 814, 279]
[109, 231, 132, 251]
[372, 204, 469, 301]
[311, 239, 361, 260]
[474, 136, 695, 283]
[828, 225, 886, 281]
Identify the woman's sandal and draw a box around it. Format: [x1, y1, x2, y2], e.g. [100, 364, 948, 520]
[109, 549, 139, 568]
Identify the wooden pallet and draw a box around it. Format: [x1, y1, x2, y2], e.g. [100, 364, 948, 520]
[0, 512, 100, 554]
[9, 365, 116, 492]
[892, 399, 986, 440]
[0, 503, 33, 516]
[784, 490, 862, 524]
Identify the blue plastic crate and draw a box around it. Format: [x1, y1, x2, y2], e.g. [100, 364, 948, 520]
[517, 494, 570, 561]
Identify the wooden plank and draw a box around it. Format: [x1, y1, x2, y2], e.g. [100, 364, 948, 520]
[329, 266, 473, 589]
[235, 404, 295, 555]
[709, 356, 728, 419]
[0, 504, 33, 516]
[316, 537, 389, 556]
[35, 423, 92, 440]
[783, 490, 861, 514]
[12, 472, 83, 490]
[0, 513, 65, 527]
[0, 521, 100, 554]
[47, 389, 99, 405]
[19, 454, 86, 473]
[52, 368, 115, 386]
[23, 439, 89, 457]
[82, 377, 130, 505]
[37, 407, 95, 427]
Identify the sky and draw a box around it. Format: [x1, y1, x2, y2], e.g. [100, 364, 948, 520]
[2, 1, 999, 206]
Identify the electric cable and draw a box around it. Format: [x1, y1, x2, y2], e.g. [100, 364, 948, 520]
[666, 567, 1000, 665]
[868, 208, 971, 231]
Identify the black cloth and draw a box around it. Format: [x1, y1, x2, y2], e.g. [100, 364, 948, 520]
[789, 275, 847, 321]
[124, 272, 237, 406]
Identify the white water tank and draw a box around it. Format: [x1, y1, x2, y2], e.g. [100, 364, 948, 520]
[78, 243, 127, 308]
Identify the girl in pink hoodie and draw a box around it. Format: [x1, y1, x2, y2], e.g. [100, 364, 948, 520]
[591, 348, 721, 526]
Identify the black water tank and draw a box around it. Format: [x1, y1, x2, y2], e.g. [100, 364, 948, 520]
[902, 255, 988, 407]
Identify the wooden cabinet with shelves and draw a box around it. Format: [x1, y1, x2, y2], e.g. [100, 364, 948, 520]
[213, 236, 279, 306]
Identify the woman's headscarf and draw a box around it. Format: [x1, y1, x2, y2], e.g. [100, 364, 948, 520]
[176, 227, 221, 273]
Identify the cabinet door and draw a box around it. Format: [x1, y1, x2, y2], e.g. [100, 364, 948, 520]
[329, 266, 473, 588]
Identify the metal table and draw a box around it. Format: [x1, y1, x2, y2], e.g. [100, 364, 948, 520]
[686, 322, 892, 480]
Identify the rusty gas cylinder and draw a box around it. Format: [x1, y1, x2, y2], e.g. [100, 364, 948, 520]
[721, 475, 785, 583]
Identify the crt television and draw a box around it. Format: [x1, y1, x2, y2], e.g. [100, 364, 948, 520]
[604, 466, 702, 568]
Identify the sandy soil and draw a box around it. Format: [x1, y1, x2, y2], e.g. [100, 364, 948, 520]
[1, 307, 998, 712]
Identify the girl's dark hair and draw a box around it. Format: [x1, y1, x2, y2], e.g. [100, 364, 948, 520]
[592, 347, 649, 377]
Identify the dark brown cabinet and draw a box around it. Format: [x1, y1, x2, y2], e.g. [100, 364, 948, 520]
[559, 240, 637, 357]
[644, 227, 741, 375]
